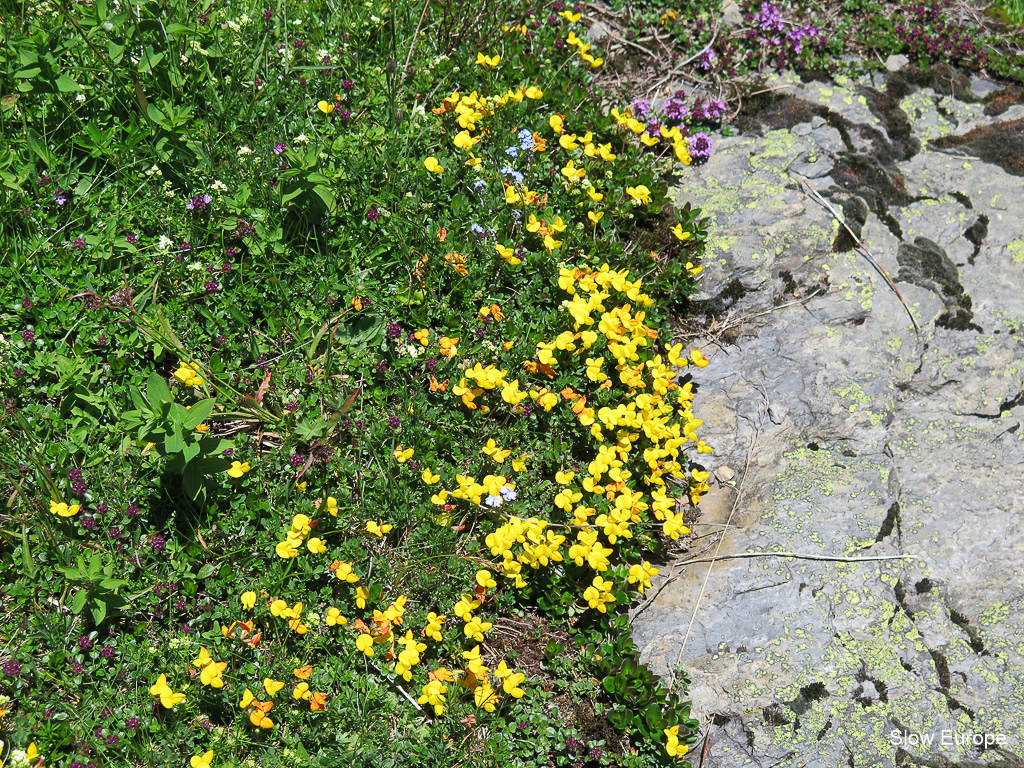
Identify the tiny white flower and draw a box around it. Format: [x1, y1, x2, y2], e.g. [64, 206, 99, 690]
[157, 235, 174, 252]
[75, 93, 85, 102]
[294, 133, 309, 144]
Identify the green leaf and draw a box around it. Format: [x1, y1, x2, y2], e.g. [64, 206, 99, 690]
[21, 526, 36, 578]
[71, 588, 89, 614]
[180, 440, 200, 464]
[181, 398, 215, 430]
[146, 372, 172, 408]
[163, 426, 183, 454]
[197, 563, 218, 579]
[55, 74, 82, 92]
[313, 184, 336, 213]
[90, 599, 107, 625]
[26, 129, 54, 167]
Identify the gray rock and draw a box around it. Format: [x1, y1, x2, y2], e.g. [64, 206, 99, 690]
[586, 20, 609, 43]
[644, 67, 1024, 767]
[885, 54, 910, 71]
[721, 0, 742, 26]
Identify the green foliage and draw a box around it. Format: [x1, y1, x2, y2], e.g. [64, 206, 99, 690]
[0, 0, 720, 766]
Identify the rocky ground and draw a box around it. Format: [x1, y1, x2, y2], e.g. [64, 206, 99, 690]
[635, 61, 1024, 767]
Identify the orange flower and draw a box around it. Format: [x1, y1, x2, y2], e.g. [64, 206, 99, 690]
[294, 665, 314, 680]
[310, 691, 328, 711]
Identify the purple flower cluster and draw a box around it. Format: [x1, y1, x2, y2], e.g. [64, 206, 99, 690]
[2, 660, 22, 676]
[662, 91, 688, 124]
[289, 453, 305, 469]
[186, 193, 213, 212]
[73, 237, 87, 251]
[273, 142, 289, 155]
[688, 132, 714, 159]
[690, 97, 727, 122]
[366, 207, 380, 221]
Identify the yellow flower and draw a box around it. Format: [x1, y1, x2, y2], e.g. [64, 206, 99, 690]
[50, 499, 81, 517]
[326, 607, 347, 626]
[481, 438, 511, 463]
[671, 223, 691, 241]
[295, 480, 307, 492]
[559, 133, 580, 150]
[690, 349, 709, 367]
[355, 585, 370, 609]
[475, 569, 497, 589]
[149, 674, 186, 708]
[475, 52, 500, 68]
[664, 726, 688, 757]
[502, 671, 527, 698]
[325, 496, 338, 516]
[316, 100, 335, 114]
[511, 456, 528, 472]
[424, 611, 446, 642]
[26, 744, 40, 763]
[413, 328, 430, 345]
[439, 336, 460, 357]
[686, 261, 703, 276]
[549, 114, 564, 133]
[423, 157, 444, 173]
[559, 9, 582, 22]
[393, 445, 414, 463]
[586, 187, 604, 202]
[190, 750, 215, 768]
[626, 185, 652, 205]
[525, 86, 543, 99]
[226, 461, 250, 478]
[264, 678, 285, 697]
[588, 211, 604, 226]
[453, 131, 480, 150]
[365, 520, 393, 538]
[306, 537, 327, 554]
[356, 633, 375, 656]
[174, 362, 204, 387]
[421, 468, 441, 484]
[542, 234, 562, 253]
[193, 647, 213, 668]
[240, 591, 257, 610]
[560, 159, 585, 182]
[239, 688, 255, 708]
[200, 660, 227, 688]
[293, 681, 312, 700]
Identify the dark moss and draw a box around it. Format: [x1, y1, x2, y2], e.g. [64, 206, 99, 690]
[930, 118, 1024, 176]
[859, 86, 921, 160]
[964, 213, 988, 264]
[735, 92, 830, 135]
[763, 703, 792, 726]
[828, 193, 869, 252]
[949, 190, 972, 208]
[915, 578, 934, 594]
[896, 237, 981, 331]
[983, 86, 1024, 116]
[875, 501, 902, 543]
[886, 63, 978, 103]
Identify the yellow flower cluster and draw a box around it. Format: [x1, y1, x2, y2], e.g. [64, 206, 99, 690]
[422, 265, 711, 614]
[149, 674, 186, 708]
[173, 361, 204, 387]
[193, 648, 228, 687]
[395, 630, 428, 681]
[275, 513, 322, 558]
[610, 106, 692, 164]
[664, 725, 688, 757]
[565, 30, 603, 67]
[269, 598, 308, 634]
[458, 646, 526, 712]
[50, 499, 80, 517]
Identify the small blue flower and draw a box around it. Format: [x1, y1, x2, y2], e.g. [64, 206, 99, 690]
[518, 129, 535, 150]
[500, 485, 517, 502]
[473, 180, 486, 191]
[505, 146, 519, 158]
[485, 494, 503, 508]
[470, 223, 485, 233]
